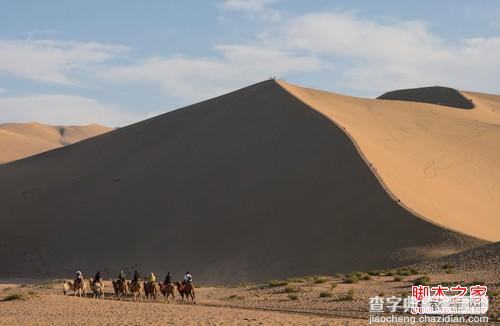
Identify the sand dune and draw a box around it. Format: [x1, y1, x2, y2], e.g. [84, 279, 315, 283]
[0, 80, 482, 283]
[0, 122, 111, 164]
[410, 241, 500, 273]
[377, 86, 474, 109]
[278, 81, 500, 242]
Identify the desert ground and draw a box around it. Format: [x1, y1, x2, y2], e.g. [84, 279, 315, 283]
[0, 122, 111, 164]
[0, 263, 497, 325]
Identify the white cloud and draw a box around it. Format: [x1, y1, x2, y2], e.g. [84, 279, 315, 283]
[99, 10, 500, 101]
[100, 45, 321, 102]
[219, 0, 279, 12]
[280, 11, 500, 94]
[218, 0, 282, 22]
[0, 94, 152, 127]
[0, 40, 127, 84]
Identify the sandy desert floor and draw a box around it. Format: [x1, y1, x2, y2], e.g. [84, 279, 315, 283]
[1, 268, 497, 325]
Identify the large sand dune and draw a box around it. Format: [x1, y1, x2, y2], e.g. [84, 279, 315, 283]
[0, 122, 111, 164]
[279, 81, 500, 242]
[0, 80, 483, 283]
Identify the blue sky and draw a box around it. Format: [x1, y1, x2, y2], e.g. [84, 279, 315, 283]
[1, 0, 499, 126]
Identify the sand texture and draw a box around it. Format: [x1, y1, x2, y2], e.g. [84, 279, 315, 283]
[0, 80, 482, 283]
[279, 81, 500, 241]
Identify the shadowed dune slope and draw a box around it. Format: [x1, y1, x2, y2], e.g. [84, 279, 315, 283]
[378, 86, 474, 109]
[279, 81, 500, 242]
[410, 242, 500, 273]
[0, 122, 111, 164]
[0, 80, 482, 283]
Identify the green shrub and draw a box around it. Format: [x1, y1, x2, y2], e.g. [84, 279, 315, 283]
[385, 271, 395, 276]
[441, 264, 454, 270]
[288, 294, 298, 300]
[353, 271, 364, 278]
[331, 283, 338, 289]
[283, 285, 300, 293]
[313, 277, 327, 284]
[367, 270, 381, 276]
[334, 273, 343, 278]
[319, 291, 332, 298]
[287, 277, 306, 283]
[268, 280, 288, 287]
[342, 275, 359, 284]
[412, 276, 430, 286]
[393, 276, 403, 282]
[362, 275, 372, 281]
[445, 269, 453, 274]
[2, 293, 27, 301]
[396, 269, 411, 276]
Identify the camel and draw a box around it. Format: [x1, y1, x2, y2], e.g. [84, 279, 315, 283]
[89, 278, 105, 299]
[63, 280, 73, 295]
[143, 281, 160, 300]
[128, 280, 143, 301]
[73, 278, 86, 297]
[112, 279, 128, 299]
[175, 281, 195, 303]
[159, 282, 175, 302]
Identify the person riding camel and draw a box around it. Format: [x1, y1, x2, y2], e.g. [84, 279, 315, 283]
[164, 272, 172, 285]
[118, 270, 126, 282]
[133, 270, 140, 282]
[183, 272, 192, 285]
[94, 271, 102, 285]
[148, 272, 156, 284]
[76, 270, 83, 281]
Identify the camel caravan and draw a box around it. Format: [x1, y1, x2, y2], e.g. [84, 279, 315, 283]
[62, 270, 195, 303]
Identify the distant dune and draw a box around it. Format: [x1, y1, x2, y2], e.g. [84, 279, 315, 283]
[279, 81, 500, 242]
[0, 122, 111, 164]
[0, 80, 484, 283]
[377, 86, 474, 109]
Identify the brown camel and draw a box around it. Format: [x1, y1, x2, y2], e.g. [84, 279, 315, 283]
[159, 282, 175, 302]
[112, 279, 128, 299]
[144, 281, 160, 300]
[73, 278, 86, 297]
[128, 280, 143, 301]
[175, 281, 195, 303]
[89, 278, 105, 299]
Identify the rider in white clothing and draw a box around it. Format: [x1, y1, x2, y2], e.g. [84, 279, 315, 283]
[183, 272, 192, 284]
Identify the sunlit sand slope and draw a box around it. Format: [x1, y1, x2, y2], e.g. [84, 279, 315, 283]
[278, 81, 500, 241]
[0, 122, 111, 164]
